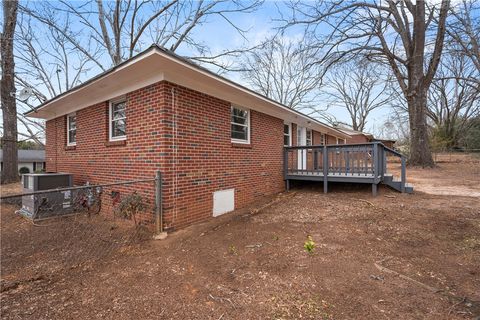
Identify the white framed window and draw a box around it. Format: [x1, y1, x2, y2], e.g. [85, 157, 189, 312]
[67, 112, 77, 146]
[306, 129, 312, 146]
[109, 98, 127, 141]
[231, 106, 250, 144]
[284, 123, 291, 146]
[35, 162, 44, 171]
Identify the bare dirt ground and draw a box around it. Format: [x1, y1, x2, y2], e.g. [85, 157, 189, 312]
[1, 153, 479, 319]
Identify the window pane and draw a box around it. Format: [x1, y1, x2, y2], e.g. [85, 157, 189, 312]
[231, 124, 247, 140]
[284, 135, 289, 146]
[69, 130, 76, 143]
[231, 108, 248, 125]
[306, 130, 312, 146]
[232, 115, 248, 125]
[232, 108, 247, 119]
[68, 116, 76, 130]
[112, 101, 126, 119]
[113, 101, 126, 112]
[284, 124, 290, 134]
[112, 119, 126, 137]
[113, 109, 125, 120]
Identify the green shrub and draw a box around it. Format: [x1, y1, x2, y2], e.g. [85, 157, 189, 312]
[19, 167, 30, 174]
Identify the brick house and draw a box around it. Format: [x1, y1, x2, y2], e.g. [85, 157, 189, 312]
[26, 45, 350, 230]
[337, 127, 374, 144]
[338, 128, 396, 149]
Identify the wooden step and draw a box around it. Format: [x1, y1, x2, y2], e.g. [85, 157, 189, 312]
[382, 177, 414, 193]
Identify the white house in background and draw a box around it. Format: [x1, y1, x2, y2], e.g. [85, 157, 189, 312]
[0, 150, 46, 173]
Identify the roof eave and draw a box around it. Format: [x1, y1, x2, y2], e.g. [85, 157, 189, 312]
[25, 45, 349, 139]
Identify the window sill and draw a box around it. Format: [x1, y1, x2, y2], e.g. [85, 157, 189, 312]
[105, 140, 127, 147]
[231, 142, 252, 149]
[65, 145, 76, 151]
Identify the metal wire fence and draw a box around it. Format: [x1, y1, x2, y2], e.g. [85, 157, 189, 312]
[0, 176, 162, 293]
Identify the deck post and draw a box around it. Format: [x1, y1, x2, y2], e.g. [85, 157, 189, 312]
[286, 179, 290, 191]
[373, 142, 379, 181]
[382, 146, 387, 179]
[372, 183, 377, 196]
[323, 145, 328, 193]
[283, 148, 288, 180]
[401, 156, 406, 193]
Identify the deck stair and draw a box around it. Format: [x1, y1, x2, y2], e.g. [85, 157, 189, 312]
[284, 142, 413, 196]
[383, 174, 414, 193]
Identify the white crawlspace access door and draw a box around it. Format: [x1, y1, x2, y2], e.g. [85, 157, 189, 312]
[297, 126, 307, 170]
[213, 189, 235, 217]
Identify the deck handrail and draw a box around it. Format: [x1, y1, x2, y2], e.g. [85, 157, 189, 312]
[283, 142, 407, 194]
[382, 145, 406, 192]
[383, 145, 403, 158]
[284, 142, 378, 150]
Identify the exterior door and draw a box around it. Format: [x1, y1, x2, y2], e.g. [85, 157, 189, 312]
[297, 126, 307, 170]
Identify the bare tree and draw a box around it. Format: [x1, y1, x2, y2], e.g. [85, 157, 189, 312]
[283, 0, 450, 167]
[375, 110, 410, 146]
[1, 0, 19, 184]
[324, 59, 391, 132]
[447, 0, 480, 81]
[20, 0, 262, 68]
[427, 52, 480, 147]
[13, 0, 262, 146]
[10, 11, 99, 146]
[240, 36, 327, 114]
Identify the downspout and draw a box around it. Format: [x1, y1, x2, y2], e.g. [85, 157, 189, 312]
[54, 112, 58, 172]
[171, 87, 178, 226]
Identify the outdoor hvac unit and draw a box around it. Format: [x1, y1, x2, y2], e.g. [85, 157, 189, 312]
[20, 173, 73, 220]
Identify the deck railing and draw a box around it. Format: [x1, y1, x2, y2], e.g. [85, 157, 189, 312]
[284, 142, 407, 194]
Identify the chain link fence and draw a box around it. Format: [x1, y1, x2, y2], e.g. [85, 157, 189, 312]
[0, 175, 162, 294]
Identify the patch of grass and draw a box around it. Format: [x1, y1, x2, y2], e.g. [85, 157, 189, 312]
[228, 244, 238, 255]
[304, 235, 316, 254]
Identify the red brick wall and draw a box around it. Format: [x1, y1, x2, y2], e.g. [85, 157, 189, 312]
[347, 134, 369, 144]
[325, 134, 337, 144]
[312, 130, 323, 145]
[46, 81, 284, 230]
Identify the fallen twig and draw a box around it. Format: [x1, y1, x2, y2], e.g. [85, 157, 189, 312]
[354, 198, 375, 207]
[374, 260, 480, 314]
[245, 243, 262, 249]
[374, 261, 440, 293]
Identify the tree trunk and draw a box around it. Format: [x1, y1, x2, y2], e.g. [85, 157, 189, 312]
[1, 0, 19, 184]
[407, 89, 435, 167]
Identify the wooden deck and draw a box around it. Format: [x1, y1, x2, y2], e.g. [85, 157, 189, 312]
[286, 171, 377, 182]
[284, 143, 412, 195]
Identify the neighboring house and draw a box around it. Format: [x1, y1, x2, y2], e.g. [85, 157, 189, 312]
[0, 150, 46, 173]
[337, 127, 375, 144]
[25, 45, 350, 230]
[374, 139, 395, 149]
[338, 127, 396, 149]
